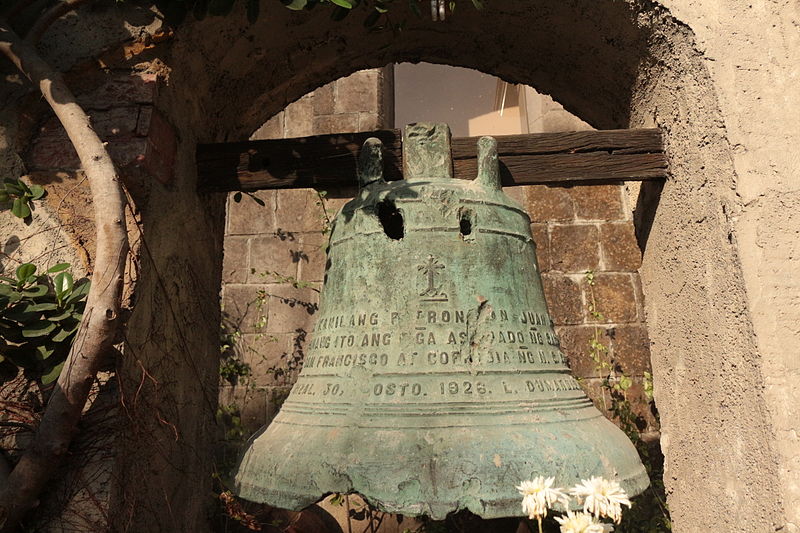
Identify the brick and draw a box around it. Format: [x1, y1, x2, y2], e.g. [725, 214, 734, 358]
[136, 106, 153, 137]
[530, 223, 550, 272]
[550, 224, 600, 272]
[284, 97, 315, 138]
[611, 324, 653, 376]
[326, 113, 360, 134]
[556, 325, 614, 379]
[584, 273, 639, 324]
[570, 185, 624, 221]
[276, 189, 327, 233]
[239, 333, 294, 386]
[312, 115, 335, 135]
[335, 70, 380, 114]
[90, 107, 139, 139]
[266, 284, 320, 334]
[525, 185, 574, 222]
[312, 82, 336, 115]
[251, 112, 284, 140]
[580, 377, 659, 433]
[219, 385, 268, 433]
[227, 191, 276, 235]
[222, 284, 268, 334]
[77, 73, 157, 109]
[296, 232, 329, 283]
[29, 121, 80, 169]
[358, 112, 381, 131]
[265, 386, 294, 424]
[107, 138, 147, 168]
[248, 234, 300, 281]
[504, 185, 526, 206]
[541, 273, 583, 325]
[222, 236, 249, 284]
[599, 222, 641, 271]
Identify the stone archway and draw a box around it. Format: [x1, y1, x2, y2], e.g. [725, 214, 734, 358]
[116, 1, 792, 531]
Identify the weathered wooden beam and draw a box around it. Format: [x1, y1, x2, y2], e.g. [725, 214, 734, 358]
[196, 128, 666, 193]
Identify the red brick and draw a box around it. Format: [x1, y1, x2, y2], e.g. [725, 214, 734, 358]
[525, 185, 574, 222]
[238, 333, 295, 386]
[530, 223, 550, 272]
[266, 284, 320, 334]
[584, 273, 639, 324]
[550, 224, 600, 272]
[222, 236, 249, 284]
[248, 234, 300, 281]
[599, 222, 641, 271]
[107, 138, 147, 168]
[77, 73, 157, 109]
[570, 185, 624, 221]
[29, 123, 80, 170]
[335, 70, 380, 114]
[219, 385, 267, 432]
[90, 107, 139, 139]
[136, 106, 153, 137]
[541, 273, 584, 325]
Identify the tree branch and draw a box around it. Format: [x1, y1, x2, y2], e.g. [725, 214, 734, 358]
[0, 19, 128, 531]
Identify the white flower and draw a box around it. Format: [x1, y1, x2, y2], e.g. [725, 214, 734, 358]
[570, 476, 632, 524]
[555, 510, 614, 533]
[516, 476, 570, 520]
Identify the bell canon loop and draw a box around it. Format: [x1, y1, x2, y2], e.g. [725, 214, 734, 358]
[234, 123, 649, 519]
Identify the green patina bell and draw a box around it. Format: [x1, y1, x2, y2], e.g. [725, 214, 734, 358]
[234, 123, 648, 519]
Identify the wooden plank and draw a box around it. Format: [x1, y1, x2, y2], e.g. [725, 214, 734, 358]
[196, 128, 665, 193]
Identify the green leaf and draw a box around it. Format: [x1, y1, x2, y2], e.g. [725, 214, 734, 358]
[364, 8, 380, 26]
[52, 327, 75, 343]
[54, 272, 74, 298]
[3, 178, 23, 195]
[65, 280, 90, 304]
[22, 320, 57, 338]
[329, 0, 353, 8]
[16, 179, 31, 195]
[47, 308, 73, 322]
[11, 198, 31, 219]
[282, 0, 308, 9]
[21, 284, 48, 298]
[46, 262, 71, 274]
[29, 185, 45, 200]
[0, 190, 9, 203]
[16, 263, 36, 282]
[41, 361, 64, 385]
[36, 344, 55, 360]
[29, 302, 59, 312]
[330, 4, 350, 19]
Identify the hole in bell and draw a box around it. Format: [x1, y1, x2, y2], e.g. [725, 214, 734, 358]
[377, 200, 404, 240]
[460, 215, 472, 236]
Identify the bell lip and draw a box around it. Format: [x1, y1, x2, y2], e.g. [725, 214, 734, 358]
[234, 467, 650, 520]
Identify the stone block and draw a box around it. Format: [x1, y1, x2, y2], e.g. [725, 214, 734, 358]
[584, 273, 639, 324]
[579, 377, 659, 434]
[136, 106, 153, 137]
[599, 222, 642, 271]
[525, 185, 574, 223]
[266, 283, 320, 334]
[312, 115, 335, 135]
[557, 325, 614, 379]
[29, 121, 80, 169]
[550, 224, 600, 272]
[239, 332, 295, 386]
[335, 70, 380, 114]
[541, 273, 584, 325]
[611, 324, 653, 376]
[219, 385, 267, 433]
[358, 112, 381, 131]
[284, 97, 315, 138]
[222, 236, 249, 284]
[227, 191, 276, 235]
[248, 234, 300, 281]
[276, 189, 327, 233]
[251, 112, 285, 140]
[107, 138, 147, 168]
[327, 113, 360, 134]
[296, 232, 329, 283]
[77, 73, 157, 110]
[530, 223, 550, 272]
[571, 185, 624, 221]
[90, 106, 139, 139]
[222, 283, 268, 334]
[313, 82, 336, 115]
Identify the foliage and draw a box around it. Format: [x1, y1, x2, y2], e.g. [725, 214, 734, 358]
[0, 262, 90, 384]
[583, 270, 671, 532]
[0, 177, 45, 220]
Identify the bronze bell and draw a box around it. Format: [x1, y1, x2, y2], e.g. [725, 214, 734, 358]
[234, 123, 648, 519]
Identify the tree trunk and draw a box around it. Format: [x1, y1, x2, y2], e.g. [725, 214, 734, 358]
[0, 19, 128, 531]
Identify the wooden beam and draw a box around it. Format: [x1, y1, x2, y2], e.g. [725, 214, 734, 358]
[196, 128, 666, 193]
